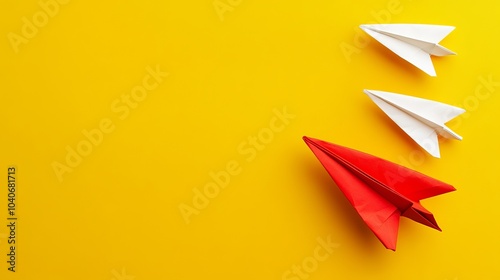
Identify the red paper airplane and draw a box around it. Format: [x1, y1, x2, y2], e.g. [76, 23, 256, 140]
[303, 136, 455, 250]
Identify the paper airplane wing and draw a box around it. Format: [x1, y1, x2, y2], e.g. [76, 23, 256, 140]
[365, 89, 465, 142]
[304, 137, 456, 203]
[361, 26, 437, 76]
[366, 89, 465, 124]
[369, 24, 455, 45]
[365, 90, 441, 157]
[304, 137, 401, 250]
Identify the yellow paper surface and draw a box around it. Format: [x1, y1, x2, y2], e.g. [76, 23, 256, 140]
[1, 0, 499, 279]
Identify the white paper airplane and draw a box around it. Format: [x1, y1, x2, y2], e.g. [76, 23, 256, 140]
[360, 24, 456, 76]
[364, 89, 465, 158]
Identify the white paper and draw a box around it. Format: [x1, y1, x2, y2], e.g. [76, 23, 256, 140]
[364, 89, 465, 158]
[360, 24, 455, 76]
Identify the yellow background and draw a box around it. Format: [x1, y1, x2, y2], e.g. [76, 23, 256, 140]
[1, 0, 499, 279]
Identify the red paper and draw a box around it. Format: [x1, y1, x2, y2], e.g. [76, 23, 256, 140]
[303, 136, 456, 250]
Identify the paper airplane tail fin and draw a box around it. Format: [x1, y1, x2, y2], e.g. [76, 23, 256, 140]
[430, 44, 456, 56]
[438, 126, 462, 140]
[403, 203, 441, 231]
